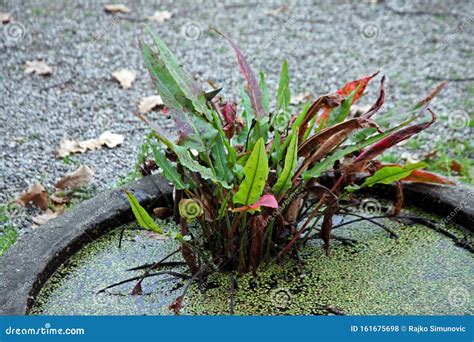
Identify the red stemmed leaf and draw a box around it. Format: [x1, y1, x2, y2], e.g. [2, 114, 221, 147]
[317, 71, 380, 124]
[231, 194, 278, 212]
[401, 169, 455, 185]
[351, 109, 437, 172]
[215, 30, 265, 119]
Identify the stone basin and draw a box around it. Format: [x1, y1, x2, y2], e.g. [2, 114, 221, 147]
[1, 175, 472, 315]
[30, 207, 473, 315]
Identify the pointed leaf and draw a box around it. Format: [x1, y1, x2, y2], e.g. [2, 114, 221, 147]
[272, 131, 298, 196]
[150, 144, 188, 190]
[347, 162, 427, 192]
[233, 138, 269, 205]
[173, 145, 231, 189]
[216, 30, 265, 119]
[401, 169, 455, 184]
[146, 27, 212, 120]
[232, 194, 278, 212]
[276, 60, 290, 111]
[125, 191, 163, 234]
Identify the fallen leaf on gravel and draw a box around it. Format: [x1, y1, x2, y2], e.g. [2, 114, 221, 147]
[50, 192, 70, 204]
[112, 68, 136, 89]
[24, 60, 52, 76]
[16, 182, 49, 210]
[32, 209, 58, 226]
[56, 131, 124, 157]
[146, 10, 172, 23]
[99, 131, 124, 148]
[0, 11, 11, 23]
[104, 4, 130, 14]
[290, 92, 313, 105]
[267, 5, 288, 16]
[138, 95, 164, 113]
[55, 165, 95, 190]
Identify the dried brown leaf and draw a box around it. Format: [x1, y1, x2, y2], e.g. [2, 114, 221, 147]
[16, 182, 49, 210]
[56, 131, 124, 157]
[138, 95, 164, 114]
[55, 165, 94, 190]
[24, 60, 52, 76]
[99, 131, 124, 148]
[112, 68, 136, 89]
[146, 10, 172, 23]
[32, 209, 58, 226]
[104, 4, 130, 13]
[0, 11, 12, 23]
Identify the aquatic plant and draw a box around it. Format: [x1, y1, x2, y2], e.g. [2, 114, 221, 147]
[128, 27, 452, 281]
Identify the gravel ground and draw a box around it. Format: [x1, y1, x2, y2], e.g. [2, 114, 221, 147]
[1, 0, 473, 235]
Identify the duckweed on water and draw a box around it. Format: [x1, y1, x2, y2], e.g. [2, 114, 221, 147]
[30, 211, 473, 315]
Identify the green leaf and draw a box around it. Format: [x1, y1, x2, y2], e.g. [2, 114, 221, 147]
[125, 191, 163, 234]
[140, 41, 190, 112]
[211, 136, 233, 182]
[233, 138, 269, 205]
[150, 143, 188, 190]
[146, 27, 212, 121]
[259, 71, 270, 113]
[211, 110, 237, 166]
[173, 145, 231, 189]
[329, 84, 361, 125]
[291, 101, 311, 133]
[272, 131, 298, 196]
[277, 60, 290, 111]
[175, 109, 218, 152]
[347, 162, 427, 192]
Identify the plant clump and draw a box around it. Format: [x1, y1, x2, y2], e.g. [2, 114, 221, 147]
[128, 27, 452, 279]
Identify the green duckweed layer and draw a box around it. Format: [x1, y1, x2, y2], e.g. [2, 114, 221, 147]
[30, 211, 473, 315]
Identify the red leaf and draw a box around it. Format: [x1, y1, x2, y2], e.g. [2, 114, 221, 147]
[353, 109, 437, 171]
[231, 194, 278, 212]
[317, 71, 379, 124]
[401, 169, 455, 185]
[131, 281, 143, 296]
[215, 30, 265, 119]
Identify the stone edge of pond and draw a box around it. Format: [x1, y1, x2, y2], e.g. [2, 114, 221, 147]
[0, 174, 172, 315]
[0, 176, 472, 315]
